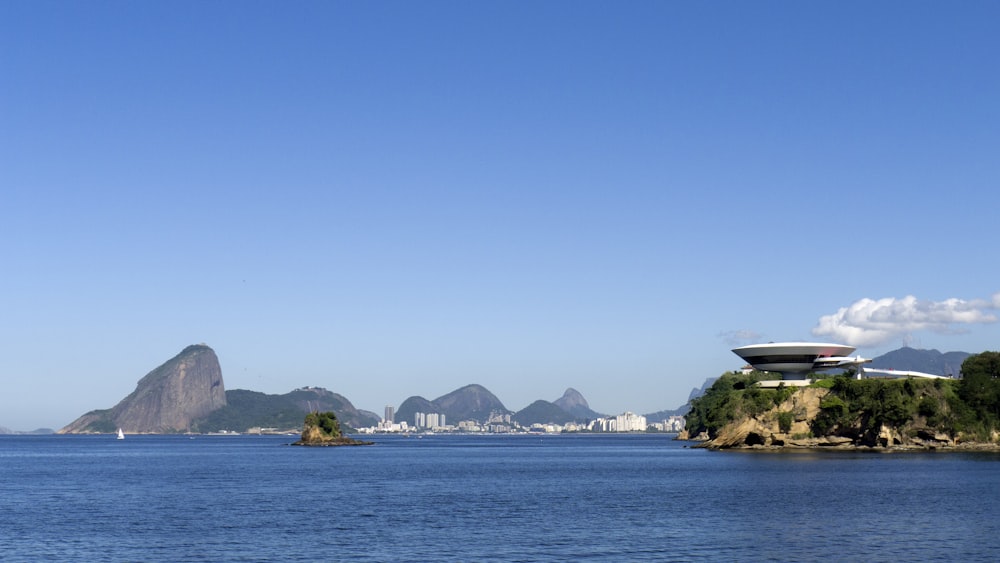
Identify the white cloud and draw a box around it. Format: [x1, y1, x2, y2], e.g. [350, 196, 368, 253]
[812, 293, 1000, 347]
[718, 329, 766, 347]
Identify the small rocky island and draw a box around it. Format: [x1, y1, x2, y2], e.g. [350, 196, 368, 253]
[292, 411, 372, 447]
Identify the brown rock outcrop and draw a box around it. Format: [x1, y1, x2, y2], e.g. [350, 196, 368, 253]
[702, 387, 831, 449]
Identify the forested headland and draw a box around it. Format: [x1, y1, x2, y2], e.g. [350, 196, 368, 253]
[682, 352, 1000, 449]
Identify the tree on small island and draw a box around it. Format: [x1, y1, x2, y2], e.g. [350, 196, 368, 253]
[292, 411, 372, 447]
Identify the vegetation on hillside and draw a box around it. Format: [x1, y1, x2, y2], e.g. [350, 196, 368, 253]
[954, 351, 1000, 437]
[192, 390, 310, 433]
[684, 371, 795, 437]
[77, 410, 117, 433]
[191, 388, 377, 433]
[685, 351, 1000, 444]
[810, 377, 950, 438]
[304, 411, 342, 438]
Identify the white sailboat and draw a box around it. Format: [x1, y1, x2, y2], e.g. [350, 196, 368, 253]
[116, 428, 125, 440]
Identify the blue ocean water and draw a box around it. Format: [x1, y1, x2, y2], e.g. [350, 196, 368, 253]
[2, 433, 1000, 562]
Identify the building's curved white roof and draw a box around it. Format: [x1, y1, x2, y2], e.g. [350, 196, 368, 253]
[732, 342, 857, 376]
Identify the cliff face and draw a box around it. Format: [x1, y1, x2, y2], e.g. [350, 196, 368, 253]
[60, 344, 226, 433]
[696, 388, 838, 448]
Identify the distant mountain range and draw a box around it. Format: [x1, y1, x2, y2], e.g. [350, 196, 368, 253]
[0, 426, 54, 435]
[392, 386, 607, 428]
[868, 347, 970, 377]
[30, 344, 980, 435]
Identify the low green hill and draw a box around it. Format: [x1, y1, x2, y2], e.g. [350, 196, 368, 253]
[192, 387, 379, 433]
[512, 400, 576, 426]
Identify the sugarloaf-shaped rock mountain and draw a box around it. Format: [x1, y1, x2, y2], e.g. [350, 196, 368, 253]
[60, 344, 226, 434]
[58, 344, 379, 434]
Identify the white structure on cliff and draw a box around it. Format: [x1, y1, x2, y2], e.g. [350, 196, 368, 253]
[731, 342, 863, 380]
[732, 341, 948, 384]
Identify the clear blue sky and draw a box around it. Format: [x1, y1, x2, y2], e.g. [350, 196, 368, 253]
[3, 1, 999, 431]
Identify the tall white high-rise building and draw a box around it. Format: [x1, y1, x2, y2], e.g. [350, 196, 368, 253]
[614, 412, 646, 432]
[414, 412, 426, 428]
[426, 413, 440, 428]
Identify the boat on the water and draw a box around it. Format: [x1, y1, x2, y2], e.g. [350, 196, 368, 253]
[116, 428, 125, 440]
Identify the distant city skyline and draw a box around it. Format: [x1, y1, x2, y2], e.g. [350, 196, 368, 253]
[3, 2, 1000, 431]
[360, 408, 684, 434]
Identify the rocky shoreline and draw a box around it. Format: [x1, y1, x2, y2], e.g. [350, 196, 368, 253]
[680, 433, 1000, 452]
[291, 436, 373, 447]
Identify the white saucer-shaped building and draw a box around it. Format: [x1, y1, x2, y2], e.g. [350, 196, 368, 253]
[732, 342, 857, 380]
